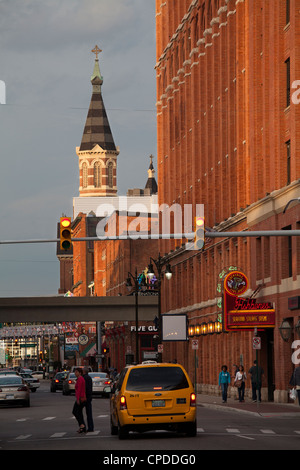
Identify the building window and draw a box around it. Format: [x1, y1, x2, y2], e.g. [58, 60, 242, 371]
[108, 162, 113, 188]
[82, 162, 88, 188]
[286, 140, 291, 184]
[286, 0, 290, 25]
[285, 58, 290, 107]
[94, 161, 101, 188]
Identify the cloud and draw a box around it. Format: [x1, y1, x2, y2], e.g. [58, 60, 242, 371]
[0, 0, 156, 296]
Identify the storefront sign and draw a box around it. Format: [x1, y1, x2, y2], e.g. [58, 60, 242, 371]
[223, 271, 275, 331]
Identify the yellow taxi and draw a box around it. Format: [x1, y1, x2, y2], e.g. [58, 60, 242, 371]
[108, 362, 197, 439]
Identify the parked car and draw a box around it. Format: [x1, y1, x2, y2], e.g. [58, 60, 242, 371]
[0, 369, 19, 375]
[31, 370, 49, 379]
[0, 375, 30, 407]
[89, 372, 111, 397]
[62, 372, 76, 395]
[50, 371, 68, 392]
[19, 372, 40, 392]
[109, 362, 197, 439]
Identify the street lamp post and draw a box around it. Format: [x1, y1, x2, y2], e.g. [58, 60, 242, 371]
[126, 269, 147, 363]
[147, 253, 172, 362]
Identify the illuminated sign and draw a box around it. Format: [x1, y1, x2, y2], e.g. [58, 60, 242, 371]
[223, 271, 275, 331]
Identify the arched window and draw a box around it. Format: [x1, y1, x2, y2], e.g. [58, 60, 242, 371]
[94, 161, 101, 188]
[82, 162, 88, 188]
[108, 162, 114, 188]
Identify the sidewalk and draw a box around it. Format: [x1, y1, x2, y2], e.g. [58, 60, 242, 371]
[196, 393, 300, 417]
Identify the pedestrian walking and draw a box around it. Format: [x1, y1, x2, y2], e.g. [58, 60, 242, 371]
[83, 366, 94, 432]
[248, 360, 264, 402]
[218, 365, 231, 403]
[72, 368, 86, 433]
[234, 365, 247, 402]
[289, 364, 300, 406]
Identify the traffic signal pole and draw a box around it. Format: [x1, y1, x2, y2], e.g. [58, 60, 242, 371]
[0, 230, 299, 245]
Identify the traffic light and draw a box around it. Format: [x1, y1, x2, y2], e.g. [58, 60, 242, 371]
[194, 216, 205, 250]
[60, 217, 72, 251]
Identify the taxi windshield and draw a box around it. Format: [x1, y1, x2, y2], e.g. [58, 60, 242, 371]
[126, 366, 189, 391]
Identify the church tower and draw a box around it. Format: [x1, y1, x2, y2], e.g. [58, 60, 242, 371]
[76, 46, 119, 197]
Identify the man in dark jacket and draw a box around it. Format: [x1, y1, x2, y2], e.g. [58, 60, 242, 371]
[289, 365, 300, 406]
[83, 367, 94, 432]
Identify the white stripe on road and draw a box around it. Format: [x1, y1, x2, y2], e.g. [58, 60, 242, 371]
[236, 434, 255, 441]
[16, 435, 31, 440]
[50, 432, 66, 438]
[42, 417, 56, 420]
[260, 429, 275, 434]
[226, 428, 240, 433]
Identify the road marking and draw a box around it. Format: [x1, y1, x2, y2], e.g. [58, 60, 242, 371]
[16, 435, 31, 440]
[197, 428, 205, 433]
[236, 434, 255, 441]
[43, 417, 56, 420]
[86, 431, 100, 436]
[260, 429, 275, 434]
[295, 431, 300, 434]
[97, 415, 108, 418]
[16, 419, 27, 422]
[226, 428, 240, 433]
[50, 432, 66, 438]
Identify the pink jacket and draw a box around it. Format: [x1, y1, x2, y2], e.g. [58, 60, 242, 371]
[75, 375, 86, 402]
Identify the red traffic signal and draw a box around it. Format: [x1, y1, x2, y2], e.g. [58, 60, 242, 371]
[60, 217, 72, 251]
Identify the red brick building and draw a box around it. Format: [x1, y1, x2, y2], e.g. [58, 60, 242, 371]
[155, 0, 300, 402]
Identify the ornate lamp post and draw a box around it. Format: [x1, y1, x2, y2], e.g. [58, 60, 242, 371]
[126, 269, 147, 363]
[147, 253, 172, 362]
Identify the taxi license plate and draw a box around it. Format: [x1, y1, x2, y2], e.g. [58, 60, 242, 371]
[6, 395, 14, 399]
[152, 400, 165, 407]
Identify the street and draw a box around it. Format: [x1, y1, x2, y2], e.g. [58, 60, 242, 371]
[0, 381, 299, 457]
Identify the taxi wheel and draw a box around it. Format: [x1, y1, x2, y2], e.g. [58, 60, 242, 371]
[118, 422, 128, 440]
[185, 420, 197, 437]
[110, 417, 118, 435]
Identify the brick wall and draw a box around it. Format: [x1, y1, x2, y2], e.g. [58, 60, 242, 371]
[155, 0, 300, 401]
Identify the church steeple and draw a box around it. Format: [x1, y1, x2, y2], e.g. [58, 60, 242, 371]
[76, 46, 119, 197]
[145, 155, 158, 195]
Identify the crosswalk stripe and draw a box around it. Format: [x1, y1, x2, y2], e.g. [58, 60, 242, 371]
[50, 432, 66, 438]
[226, 428, 240, 433]
[43, 417, 56, 420]
[260, 429, 275, 434]
[16, 435, 31, 440]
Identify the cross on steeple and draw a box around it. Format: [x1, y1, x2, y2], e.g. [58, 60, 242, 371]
[91, 45, 102, 59]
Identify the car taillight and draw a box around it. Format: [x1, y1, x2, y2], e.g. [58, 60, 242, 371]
[190, 393, 196, 407]
[120, 395, 127, 410]
[104, 380, 110, 384]
[68, 380, 74, 384]
[55, 379, 59, 383]
[17, 386, 28, 392]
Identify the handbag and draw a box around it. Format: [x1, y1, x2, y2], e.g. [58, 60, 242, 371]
[234, 373, 244, 388]
[289, 388, 297, 401]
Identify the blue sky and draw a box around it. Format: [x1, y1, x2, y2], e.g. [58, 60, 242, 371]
[0, 0, 157, 296]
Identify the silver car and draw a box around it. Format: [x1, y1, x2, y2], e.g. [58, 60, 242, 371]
[62, 372, 76, 395]
[89, 372, 111, 397]
[19, 373, 40, 392]
[0, 375, 30, 407]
